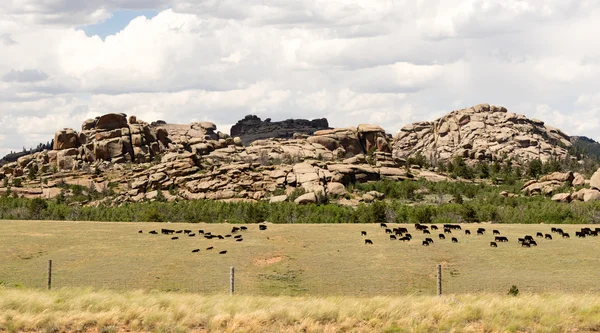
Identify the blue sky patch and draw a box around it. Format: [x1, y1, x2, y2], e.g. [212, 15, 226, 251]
[80, 10, 159, 39]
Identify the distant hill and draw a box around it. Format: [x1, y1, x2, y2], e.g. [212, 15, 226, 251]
[570, 136, 600, 160]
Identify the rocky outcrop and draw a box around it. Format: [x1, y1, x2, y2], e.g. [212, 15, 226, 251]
[230, 115, 330, 145]
[394, 104, 572, 164]
[591, 168, 600, 191]
[308, 124, 393, 159]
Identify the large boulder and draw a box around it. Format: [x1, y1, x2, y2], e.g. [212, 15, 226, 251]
[230, 115, 330, 145]
[294, 192, 317, 204]
[591, 168, 600, 190]
[53, 128, 79, 150]
[96, 113, 128, 131]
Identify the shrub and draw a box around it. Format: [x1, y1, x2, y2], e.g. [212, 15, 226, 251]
[508, 285, 519, 296]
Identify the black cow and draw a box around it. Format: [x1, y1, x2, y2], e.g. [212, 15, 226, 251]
[361, 231, 367, 236]
[477, 229, 484, 235]
[439, 234, 445, 240]
[198, 230, 204, 234]
[562, 233, 570, 238]
[556, 228, 564, 234]
[149, 230, 158, 235]
[493, 230, 500, 235]
[380, 223, 387, 228]
[422, 241, 429, 246]
[545, 234, 552, 240]
[425, 238, 434, 244]
[390, 235, 397, 240]
[218, 235, 225, 240]
[404, 233, 412, 239]
[423, 230, 430, 234]
[188, 233, 196, 237]
[234, 235, 242, 239]
[576, 232, 586, 238]
[444, 228, 452, 234]
[236, 238, 243, 242]
[240, 226, 248, 231]
[219, 250, 227, 255]
[477, 228, 486, 233]
[184, 230, 192, 234]
[138, 230, 143, 233]
[192, 249, 200, 253]
[536, 232, 543, 238]
[524, 235, 534, 241]
[231, 227, 240, 233]
[465, 230, 471, 235]
[399, 236, 410, 241]
[175, 230, 183, 234]
[206, 246, 214, 250]
[398, 228, 408, 233]
[171, 237, 179, 240]
[521, 241, 531, 247]
[431, 225, 438, 230]
[394, 229, 403, 235]
[259, 225, 267, 231]
[451, 237, 458, 243]
[204, 235, 214, 239]
[591, 231, 599, 237]
[365, 239, 373, 245]
[530, 240, 537, 246]
[490, 242, 498, 247]
[518, 238, 525, 244]
[551, 227, 557, 233]
[385, 229, 392, 234]
[495, 236, 508, 242]
[225, 235, 232, 238]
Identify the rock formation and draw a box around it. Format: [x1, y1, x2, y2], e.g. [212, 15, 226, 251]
[230, 115, 330, 145]
[394, 104, 572, 164]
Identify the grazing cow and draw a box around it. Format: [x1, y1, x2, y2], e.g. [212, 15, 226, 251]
[556, 228, 564, 234]
[365, 239, 373, 245]
[394, 229, 403, 236]
[493, 230, 500, 235]
[422, 240, 429, 246]
[188, 233, 196, 237]
[184, 230, 192, 234]
[176, 230, 183, 234]
[399, 236, 410, 241]
[521, 242, 531, 247]
[206, 246, 214, 250]
[241, 226, 248, 231]
[380, 223, 387, 228]
[231, 227, 240, 233]
[259, 225, 267, 231]
[545, 234, 552, 240]
[518, 238, 525, 244]
[444, 228, 452, 234]
[477, 228, 486, 233]
[404, 233, 412, 239]
[198, 230, 204, 234]
[219, 251, 227, 255]
[138, 230, 143, 234]
[192, 249, 200, 253]
[171, 237, 179, 240]
[576, 232, 586, 238]
[551, 227, 557, 233]
[205, 232, 212, 236]
[431, 225, 438, 230]
[465, 230, 471, 235]
[390, 235, 397, 240]
[234, 235, 242, 239]
[361, 231, 367, 236]
[451, 237, 458, 243]
[423, 230, 430, 234]
[495, 236, 508, 242]
[204, 235, 214, 239]
[536, 232, 543, 238]
[477, 230, 484, 235]
[595, 228, 600, 233]
[524, 235, 534, 241]
[236, 238, 243, 242]
[149, 230, 158, 235]
[530, 240, 537, 246]
[425, 238, 434, 244]
[398, 228, 408, 233]
[385, 228, 392, 234]
[591, 231, 599, 237]
[490, 242, 498, 247]
[218, 235, 225, 240]
[439, 234, 445, 240]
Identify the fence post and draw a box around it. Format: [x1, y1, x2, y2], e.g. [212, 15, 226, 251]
[48, 260, 52, 290]
[437, 264, 442, 296]
[230, 266, 235, 295]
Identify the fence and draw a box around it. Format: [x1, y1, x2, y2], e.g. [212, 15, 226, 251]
[3, 260, 600, 296]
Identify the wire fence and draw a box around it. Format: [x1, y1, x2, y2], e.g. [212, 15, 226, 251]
[2, 260, 600, 296]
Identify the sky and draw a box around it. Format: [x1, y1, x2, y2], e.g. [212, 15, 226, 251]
[0, 0, 599, 157]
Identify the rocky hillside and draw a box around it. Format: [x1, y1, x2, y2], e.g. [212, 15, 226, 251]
[230, 115, 330, 145]
[393, 104, 572, 164]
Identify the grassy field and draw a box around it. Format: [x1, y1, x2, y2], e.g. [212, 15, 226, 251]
[2, 289, 600, 332]
[1, 220, 600, 296]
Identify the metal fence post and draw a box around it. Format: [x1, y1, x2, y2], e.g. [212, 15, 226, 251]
[437, 264, 442, 296]
[48, 260, 52, 290]
[230, 266, 235, 295]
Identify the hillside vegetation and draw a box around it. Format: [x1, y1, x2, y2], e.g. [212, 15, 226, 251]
[1, 288, 600, 332]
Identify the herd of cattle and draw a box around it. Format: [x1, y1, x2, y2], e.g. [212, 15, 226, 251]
[362, 223, 600, 248]
[139, 224, 269, 254]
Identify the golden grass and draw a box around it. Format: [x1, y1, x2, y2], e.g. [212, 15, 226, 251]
[1, 220, 600, 295]
[1, 288, 600, 332]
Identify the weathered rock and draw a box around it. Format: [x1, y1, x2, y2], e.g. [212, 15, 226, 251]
[326, 182, 347, 197]
[591, 168, 600, 190]
[583, 189, 600, 202]
[551, 193, 571, 203]
[269, 195, 288, 203]
[54, 129, 79, 150]
[294, 192, 317, 204]
[540, 171, 574, 183]
[231, 115, 330, 145]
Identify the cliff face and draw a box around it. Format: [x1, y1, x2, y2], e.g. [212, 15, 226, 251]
[393, 104, 572, 164]
[230, 115, 330, 145]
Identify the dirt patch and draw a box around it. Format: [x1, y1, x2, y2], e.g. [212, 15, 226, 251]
[253, 256, 283, 266]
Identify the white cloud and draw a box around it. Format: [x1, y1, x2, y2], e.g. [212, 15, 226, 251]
[1, 0, 600, 157]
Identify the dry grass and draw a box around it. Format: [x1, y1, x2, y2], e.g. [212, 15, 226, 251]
[1, 288, 600, 332]
[1, 220, 600, 295]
